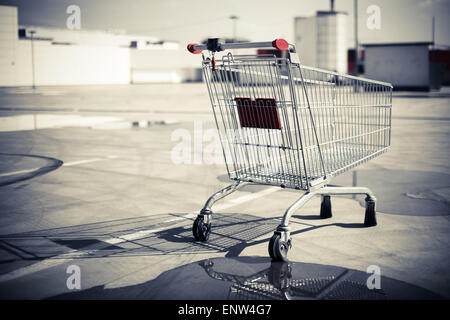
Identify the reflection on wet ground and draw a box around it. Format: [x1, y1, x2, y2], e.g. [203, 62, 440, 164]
[49, 257, 443, 300]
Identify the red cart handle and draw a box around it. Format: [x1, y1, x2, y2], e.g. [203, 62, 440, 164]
[272, 39, 289, 50]
[187, 38, 290, 54]
[187, 43, 202, 54]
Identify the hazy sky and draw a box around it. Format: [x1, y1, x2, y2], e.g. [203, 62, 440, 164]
[1, 0, 449, 46]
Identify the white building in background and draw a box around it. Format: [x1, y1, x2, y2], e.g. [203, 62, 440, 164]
[362, 42, 447, 91]
[294, 11, 348, 73]
[0, 5, 199, 87]
[0, 5, 19, 86]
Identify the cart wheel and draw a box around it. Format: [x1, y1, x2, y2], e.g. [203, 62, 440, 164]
[193, 216, 211, 242]
[320, 195, 332, 219]
[364, 198, 377, 227]
[268, 234, 278, 260]
[268, 233, 291, 262]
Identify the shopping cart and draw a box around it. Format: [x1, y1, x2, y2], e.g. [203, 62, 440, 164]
[187, 38, 392, 261]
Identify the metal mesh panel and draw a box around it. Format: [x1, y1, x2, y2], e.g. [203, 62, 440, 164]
[291, 65, 392, 179]
[202, 54, 392, 190]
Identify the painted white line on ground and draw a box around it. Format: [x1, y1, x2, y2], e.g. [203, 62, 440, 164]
[165, 213, 196, 223]
[0, 186, 279, 283]
[229, 187, 279, 204]
[0, 156, 119, 177]
[63, 158, 104, 167]
[0, 167, 41, 177]
[108, 213, 197, 243]
[214, 186, 280, 212]
[0, 213, 196, 283]
[63, 155, 119, 167]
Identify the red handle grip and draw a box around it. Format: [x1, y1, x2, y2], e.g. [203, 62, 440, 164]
[187, 43, 202, 54]
[272, 39, 289, 51]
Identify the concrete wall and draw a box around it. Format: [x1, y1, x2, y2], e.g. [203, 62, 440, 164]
[0, 6, 18, 86]
[316, 13, 347, 73]
[294, 12, 347, 73]
[0, 5, 194, 86]
[130, 47, 200, 83]
[316, 14, 334, 71]
[18, 26, 159, 47]
[294, 17, 317, 67]
[15, 40, 130, 86]
[364, 45, 430, 89]
[335, 13, 347, 74]
[0, 5, 131, 86]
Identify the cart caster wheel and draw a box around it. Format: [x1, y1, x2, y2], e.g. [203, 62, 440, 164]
[320, 195, 332, 219]
[268, 233, 291, 262]
[364, 197, 377, 227]
[193, 216, 211, 242]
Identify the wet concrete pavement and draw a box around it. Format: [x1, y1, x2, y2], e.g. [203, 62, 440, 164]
[50, 257, 443, 300]
[0, 84, 448, 300]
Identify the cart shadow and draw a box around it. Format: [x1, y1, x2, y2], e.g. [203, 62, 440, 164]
[0, 212, 368, 269]
[0, 212, 280, 265]
[291, 214, 323, 220]
[156, 217, 368, 258]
